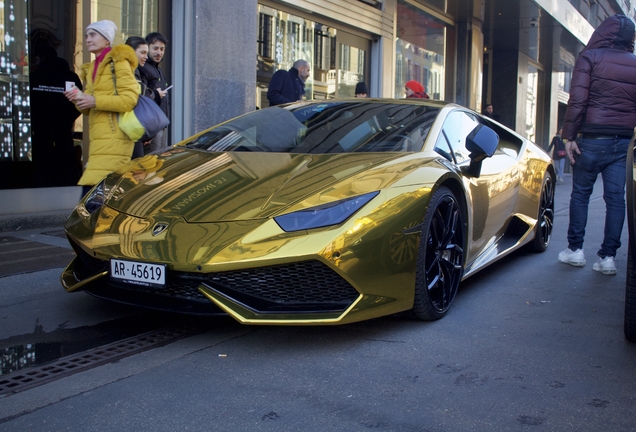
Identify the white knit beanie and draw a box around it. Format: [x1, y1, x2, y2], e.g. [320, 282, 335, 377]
[86, 20, 117, 45]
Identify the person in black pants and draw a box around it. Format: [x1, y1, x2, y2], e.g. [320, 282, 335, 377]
[140, 32, 170, 155]
[547, 128, 566, 182]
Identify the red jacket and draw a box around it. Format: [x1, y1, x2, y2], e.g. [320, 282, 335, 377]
[406, 92, 429, 99]
[562, 14, 636, 140]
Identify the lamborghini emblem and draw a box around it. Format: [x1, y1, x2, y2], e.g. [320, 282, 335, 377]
[152, 223, 169, 236]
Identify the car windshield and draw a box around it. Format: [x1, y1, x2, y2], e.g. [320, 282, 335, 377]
[183, 101, 440, 153]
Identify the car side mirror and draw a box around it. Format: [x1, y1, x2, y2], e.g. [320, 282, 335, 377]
[462, 124, 499, 177]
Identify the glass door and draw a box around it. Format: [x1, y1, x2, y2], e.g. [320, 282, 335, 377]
[525, 65, 539, 143]
[334, 31, 370, 98]
[312, 26, 370, 100]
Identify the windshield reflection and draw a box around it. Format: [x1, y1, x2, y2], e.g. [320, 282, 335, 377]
[184, 102, 440, 154]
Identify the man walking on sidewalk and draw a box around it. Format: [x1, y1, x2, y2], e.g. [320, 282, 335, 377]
[558, 14, 636, 275]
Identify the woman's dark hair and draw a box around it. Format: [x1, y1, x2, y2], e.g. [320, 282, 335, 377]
[125, 36, 147, 50]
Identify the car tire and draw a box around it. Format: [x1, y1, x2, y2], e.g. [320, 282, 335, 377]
[530, 172, 555, 253]
[625, 245, 636, 342]
[412, 186, 465, 321]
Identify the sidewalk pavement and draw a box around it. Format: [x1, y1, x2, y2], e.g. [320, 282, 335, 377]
[553, 173, 573, 215]
[0, 208, 75, 277]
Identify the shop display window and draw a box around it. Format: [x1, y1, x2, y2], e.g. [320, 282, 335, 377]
[257, 4, 369, 107]
[0, 0, 160, 188]
[257, 5, 314, 105]
[0, 0, 30, 162]
[395, 0, 447, 100]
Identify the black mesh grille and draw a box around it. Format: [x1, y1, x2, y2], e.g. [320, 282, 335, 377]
[114, 276, 209, 301]
[202, 260, 360, 313]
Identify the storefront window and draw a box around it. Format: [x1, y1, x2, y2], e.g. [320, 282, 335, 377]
[313, 23, 336, 99]
[557, 46, 575, 94]
[395, 1, 446, 99]
[257, 5, 314, 106]
[0, 0, 30, 162]
[257, 4, 369, 106]
[120, 0, 158, 40]
[0, 0, 161, 188]
[337, 39, 366, 98]
[88, 1, 159, 48]
[526, 65, 539, 142]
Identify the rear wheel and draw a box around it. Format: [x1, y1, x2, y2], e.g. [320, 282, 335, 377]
[625, 245, 636, 342]
[531, 172, 555, 252]
[412, 187, 465, 321]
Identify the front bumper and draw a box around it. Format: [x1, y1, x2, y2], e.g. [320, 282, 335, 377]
[62, 243, 363, 322]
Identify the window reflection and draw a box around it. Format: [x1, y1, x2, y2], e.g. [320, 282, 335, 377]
[1, 344, 37, 375]
[257, 6, 369, 106]
[0, 0, 30, 162]
[395, 1, 446, 100]
[20, 0, 160, 186]
[439, 111, 479, 163]
[185, 102, 440, 154]
[257, 5, 314, 105]
[526, 66, 538, 142]
[338, 43, 366, 98]
[256, 4, 368, 108]
[557, 47, 575, 94]
[120, 0, 158, 40]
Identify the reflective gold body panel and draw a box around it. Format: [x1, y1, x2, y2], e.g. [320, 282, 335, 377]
[62, 101, 553, 325]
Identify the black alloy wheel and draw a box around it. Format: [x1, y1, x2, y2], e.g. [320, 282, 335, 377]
[413, 186, 465, 321]
[625, 245, 636, 342]
[531, 172, 555, 253]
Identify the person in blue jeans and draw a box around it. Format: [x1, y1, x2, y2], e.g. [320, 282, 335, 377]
[558, 14, 636, 276]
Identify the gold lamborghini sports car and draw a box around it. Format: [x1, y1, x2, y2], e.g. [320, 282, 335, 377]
[62, 99, 555, 325]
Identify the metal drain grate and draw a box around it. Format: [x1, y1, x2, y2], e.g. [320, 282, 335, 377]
[0, 325, 197, 396]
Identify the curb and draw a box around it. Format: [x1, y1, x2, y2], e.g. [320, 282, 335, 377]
[0, 210, 73, 233]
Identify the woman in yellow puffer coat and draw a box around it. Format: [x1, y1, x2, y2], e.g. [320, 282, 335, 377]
[65, 20, 139, 196]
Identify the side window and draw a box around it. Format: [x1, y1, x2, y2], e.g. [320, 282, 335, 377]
[434, 132, 454, 162]
[440, 111, 480, 163]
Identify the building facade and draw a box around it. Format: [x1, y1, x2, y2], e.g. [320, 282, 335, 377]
[0, 0, 634, 215]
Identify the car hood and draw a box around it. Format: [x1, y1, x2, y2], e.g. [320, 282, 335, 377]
[105, 149, 404, 223]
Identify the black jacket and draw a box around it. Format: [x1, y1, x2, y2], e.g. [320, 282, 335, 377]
[266, 67, 305, 106]
[140, 58, 169, 117]
[562, 14, 636, 140]
[134, 68, 154, 100]
[548, 134, 566, 160]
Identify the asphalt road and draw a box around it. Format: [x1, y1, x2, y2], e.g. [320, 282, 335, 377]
[0, 174, 635, 431]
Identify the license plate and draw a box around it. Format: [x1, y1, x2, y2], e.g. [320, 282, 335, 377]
[110, 259, 166, 288]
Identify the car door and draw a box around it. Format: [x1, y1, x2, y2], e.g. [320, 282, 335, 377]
[434, 110, 521, 260]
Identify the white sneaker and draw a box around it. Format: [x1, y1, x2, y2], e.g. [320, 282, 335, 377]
[592, 256, 617, 275]
[558, 248, 586, 266]
[558, 176, 565, 182]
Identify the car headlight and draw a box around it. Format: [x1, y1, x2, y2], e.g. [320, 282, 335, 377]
[274, 191, 379, 232]
[83, 180, 106, 215]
